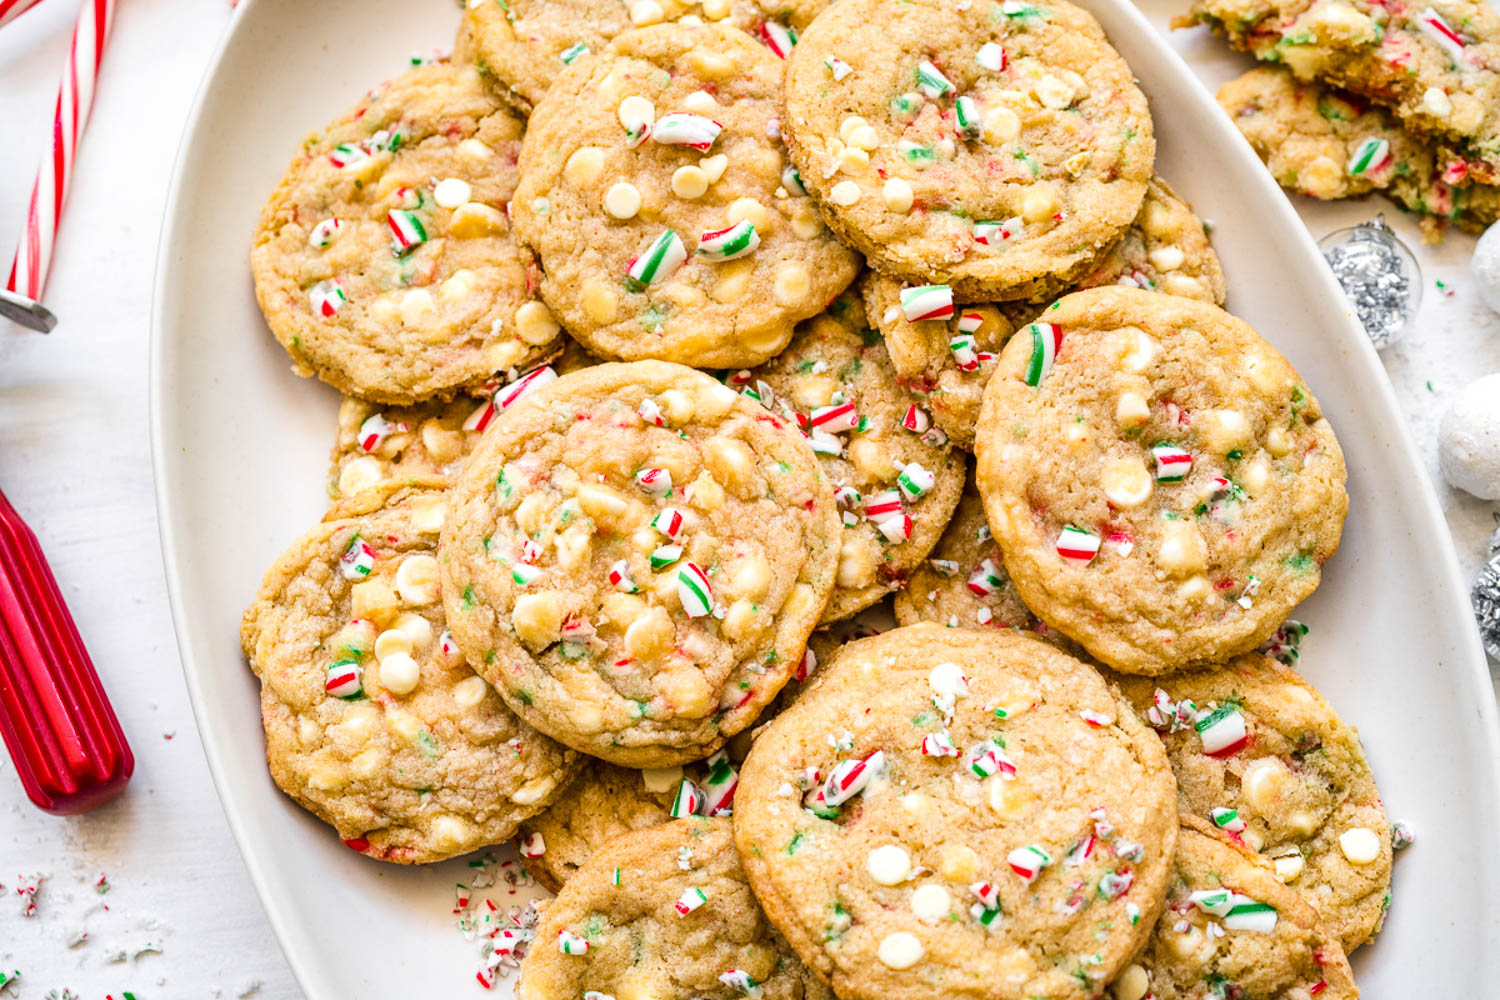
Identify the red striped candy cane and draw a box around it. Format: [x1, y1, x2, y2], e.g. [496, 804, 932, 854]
[6, 0, 116, 319]
[0, 0, 49, 29]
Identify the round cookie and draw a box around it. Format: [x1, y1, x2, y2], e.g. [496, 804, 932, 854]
[782, 0, 1154, 302]
[464, 0, 828, 113]
[1112, 655, 1392, 952]
[894, 475, 1074, 651]
[251, 62, 564, 404]
[1110, 817, 1357, 1000]
[328, 343, 595, 502]
[973, 286, 1348, 675]
[863, 178, 1223, 450]
[440, 361, 841, 767]
[516, 751, 742, 892]
[241, 480, 578, 863]
[739, 291, 965, 622]
[511, 23, 860, 368]
[734, 623, 1178, 1000]
[518, 818, 832, 1000]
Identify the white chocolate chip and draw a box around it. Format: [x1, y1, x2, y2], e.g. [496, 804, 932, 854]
[400, 289, 434, 326]
[700, 153, 728, 183]
[672, 165, 709, 199]
[1021, 184, 1059, 223]
[839, 146, 870, 175]
[629, 0, 664, 24]
[702, 0, 730, 18]
[1112, 964, 1149, 1000]
[374, 628, 414, 662]
[393, 611, 433, 649]
[1273, 853, 1305, 882]
[848, 125, 880, 151]
[1147, 245, 1186, 272]
[564, 146, 606, 187]
[910, 884, 951, 922]
[828, 180, 862, 206]
[1115, 391, 1150, 429]
[1158, 521, 1208, 577]
[1240, 757, 1289, 812]
[453, 675, 490, 709]
[394, 553, 441, 606]
[641, 766, 684, 793]
[1339, 827, 1381, 865]
[1202, 409, 1251, 454]
[867, 844, 913, 885]
[1422, 86, 1453, 118]
[1101, 457, 1152, 508]
[618, 95, 655, 131]
[1266, 426, 1293, 457]
[433, 177, 472, 209]
[448, 202, 505, 238]
[515, 300, 561, 346]
[1120, 328, 1157, 373]
[883, 177, 914, 214]
[457, 138, 494, 164]
[604, 182, 642, 219]
[512, 591, 565, 648]
[683, 89, 718, 114]
[839, 116, 869, 143]
[982, 106, 1021, 145]
[378, 651, 420, 696]
[877, 931, 924, 970]
[772, 264, 811, 306]
[338, 456, 384, 497]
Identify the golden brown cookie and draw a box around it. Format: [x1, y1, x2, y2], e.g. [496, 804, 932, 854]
[974, 287, 1347, 675]
[241, 480, 578, 863]
[735, 624, 1178, 1000]
[440, 361, 840, 767]
[251, 62, 563, 404]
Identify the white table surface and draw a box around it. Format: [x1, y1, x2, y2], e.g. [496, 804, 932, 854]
[2, 1, 1497, 997]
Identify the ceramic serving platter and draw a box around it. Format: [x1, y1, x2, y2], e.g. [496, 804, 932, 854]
[151, 0, 1500, 994]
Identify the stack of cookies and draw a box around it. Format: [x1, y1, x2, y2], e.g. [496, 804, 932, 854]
[240, 0, 1396, 996]
[1185, 0, 1500, 240]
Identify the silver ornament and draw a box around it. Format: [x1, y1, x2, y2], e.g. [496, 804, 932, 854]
[1470, 524, 1500, 660]
[1318, 215, 1423, 349]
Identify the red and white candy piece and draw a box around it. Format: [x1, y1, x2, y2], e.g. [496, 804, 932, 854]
[695, 220, 760, 261]
[900, 284, 955, 322]
[677, 562, 714, 618]
[967, 558, 1003, 596]
[973, 217, 1021, 244]
[308, 217, 344, 248]
[670, 777, 705, 818]
[901, 404, 930, 433]
[863, 489, 904, 522]
[921, 732, 959, 756]
[635, 467, 674, 497]
[309, 279, 347, 319]
[652, 113, 723, 151]
[965, 739, 1015, 779]
[1416, 7, 1470, 66]
[1054, 525, 1099, 565]
[825, 56, 853, 80]
[1211, 806, 1246, 833]
[915, 58, 955, 99]
[795, 646, 817, 682]
[626, 229, 687, 288]
[949, 333, 980, 371]
[1151, 444, 1192, 482]
[758, 20, 797, 59]
[496, 365, 560, 410]
[511, 562, 543, 587]
[1023, 323, 1063, 386]
[1007, 844, 1052, 883]
[325, 660, 363, 700]
[674, 886, 709, 915]
[1064, 834, 1096, 867]
[809, 400, 858, 433]
[650, 506, 686, 539]
[608, 559, 639, 593]
[340, 537, 376, 579]
[1347, 137, 1392, 177]
[896, 463, 935, 501]
[976, 41, 1007, 71]
[719, 970, 761, 996]
[638, 398, 665, 426]
[557, 930, 590, 955]
[387, 208, 428, 253]
[1195, 703, 1248, 756]
[1079, 709, 1111, 727]
[702, 749, 739, 816]
[822, 749, 885, 807]
[358, 412, 407, 452]
[518, 831, 546, 858]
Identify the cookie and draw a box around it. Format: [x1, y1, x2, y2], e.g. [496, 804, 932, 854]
[863, 177, 1224, 450]
[782, 0, 1153, 301]
[1112, 655, 1392, 952]
[734, 623, 1178, 1000]
[1109, 817, 1358, 1000]
[251, 62, 565, 404]
[973, 286, 1348, 675]
[241, 480, 578, 863]
[1185, 0, 1500, 183]
[518, 817, 832, 999]
[510, 23, 860, 368]
[1218, 65, 1499, 239]
[464, 0, 828, 113]
[515, 750, 743, 891]
[738, 291, 965, 622]
[327, 342, 595, 502]
[893, 473, 1071, 649]
[440, 361, 840, 767]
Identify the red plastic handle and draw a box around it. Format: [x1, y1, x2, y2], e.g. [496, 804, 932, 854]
[0, 486, 132, 813]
